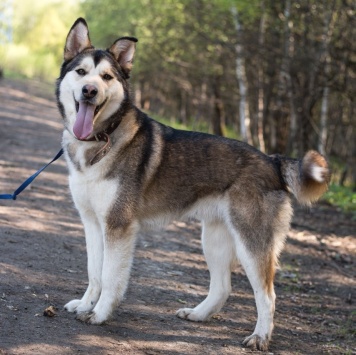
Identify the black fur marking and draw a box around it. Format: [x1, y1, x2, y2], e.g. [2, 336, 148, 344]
[59, 51, 93, 79]
[136, 112, 154, 180]
[117, 36, 138, 43]
[70, 17, 88, 31]
[270, 154, 289, 192]
[93, 50, 109, 67]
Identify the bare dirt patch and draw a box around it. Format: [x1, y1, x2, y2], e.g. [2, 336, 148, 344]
[0, 78, 355, 354]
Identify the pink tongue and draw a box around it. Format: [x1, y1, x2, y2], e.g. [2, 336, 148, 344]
[73, 101, 95, 140]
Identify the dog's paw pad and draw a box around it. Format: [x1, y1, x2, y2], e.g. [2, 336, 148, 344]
[242, 334, 269, 351]
[64, 299, 82, 313]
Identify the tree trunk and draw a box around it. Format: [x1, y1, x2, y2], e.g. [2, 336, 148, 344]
[318, 85, 329, 156]
[178, 90, 188, 125]
[231, 6, 252, 144]
[212, 77, 225, 136]
[257, 1, 266, 153]
[318, 0, 336, 156]
[275, 0, 295, 154]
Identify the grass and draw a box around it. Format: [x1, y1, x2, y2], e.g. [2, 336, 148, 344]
[152, 114, 239, 140]
[336, 310, 356, 341]
[322, 184, 356, 216]
[2, 69, 29, 81]
[1, 44, 59, 83]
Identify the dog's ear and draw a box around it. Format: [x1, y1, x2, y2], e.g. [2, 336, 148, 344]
[64, 18, 93, 61]
[109, 37, 138, 78]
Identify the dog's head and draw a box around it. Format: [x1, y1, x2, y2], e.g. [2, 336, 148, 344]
[56, 18, 137, 141]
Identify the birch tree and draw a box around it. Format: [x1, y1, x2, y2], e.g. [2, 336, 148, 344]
[318, 0, 336, 156]
[256, 1, 266, 153]
[231, 5, 252, 144]
[275, 0, 296, 154]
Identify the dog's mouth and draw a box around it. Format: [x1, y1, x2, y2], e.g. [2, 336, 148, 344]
[75, 100, 106, 117]
[73, 99, 107, 140]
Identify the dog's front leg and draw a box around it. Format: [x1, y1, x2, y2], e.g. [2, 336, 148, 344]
[65, 212, 103, 314]
[76, 223, 138, 324]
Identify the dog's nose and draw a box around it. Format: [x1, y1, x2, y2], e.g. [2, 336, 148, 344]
[82, 84, 98, 99]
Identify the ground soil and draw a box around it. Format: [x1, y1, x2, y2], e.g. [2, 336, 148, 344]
[0, 78, 355, 355]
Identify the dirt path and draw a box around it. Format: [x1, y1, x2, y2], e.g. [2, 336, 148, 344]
[0, 78, 355, 355]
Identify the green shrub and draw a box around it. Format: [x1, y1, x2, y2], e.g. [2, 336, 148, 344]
[1, 44, 59, 82]
[322, 184, 356, 215]
[152, 114, 239, 140]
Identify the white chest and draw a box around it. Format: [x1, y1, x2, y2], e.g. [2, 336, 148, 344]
[65, 141, 119, 220]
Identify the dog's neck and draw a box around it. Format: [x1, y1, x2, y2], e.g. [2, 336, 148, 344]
[77, 99, 134, 165]
[85, 98, 133, 143]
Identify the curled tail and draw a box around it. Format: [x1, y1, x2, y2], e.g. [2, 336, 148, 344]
[272, 150, 330, 205]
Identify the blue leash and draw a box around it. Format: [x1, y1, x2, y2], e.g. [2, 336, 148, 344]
[0, 149, 64, 200]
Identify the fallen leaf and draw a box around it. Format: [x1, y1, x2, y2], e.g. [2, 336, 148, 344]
[43, 305, 57, 317]
[177, 299, 187, 304]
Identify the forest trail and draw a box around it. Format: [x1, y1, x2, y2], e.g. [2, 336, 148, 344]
[0, 78, 355, 354]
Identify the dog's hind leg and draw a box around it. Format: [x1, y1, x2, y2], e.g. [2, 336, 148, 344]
[76, 223, 138, 324]
[225, 189, 292, 351]
[64, 211, 103, 314]
[176, 220, 235, 321]
[229, 225, 278, 351]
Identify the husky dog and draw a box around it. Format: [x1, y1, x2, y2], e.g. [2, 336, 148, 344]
[56, 18, 329, 351]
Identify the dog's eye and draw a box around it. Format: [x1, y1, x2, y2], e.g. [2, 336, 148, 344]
[103, 74, 113, 81]
[76, 69, 86, 76]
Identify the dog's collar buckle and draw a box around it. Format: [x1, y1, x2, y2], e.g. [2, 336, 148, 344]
[89, 133, 112, 165]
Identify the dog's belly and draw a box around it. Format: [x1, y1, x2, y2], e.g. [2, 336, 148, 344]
[139, 195, 229, 231]
[183, 195, 229, 221]
[139, 213, 176, 231]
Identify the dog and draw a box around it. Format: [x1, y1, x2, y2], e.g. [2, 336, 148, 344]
[56, 18, 330, 351]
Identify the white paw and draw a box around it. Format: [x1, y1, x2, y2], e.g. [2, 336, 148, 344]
[75, 310, 107, 325]
[64, 299, 96, 314]
[76, 301, 96, 314]
[64, 299, 82, 313]
[176, 307, 207, 322]
[242, 333, 269, 351]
